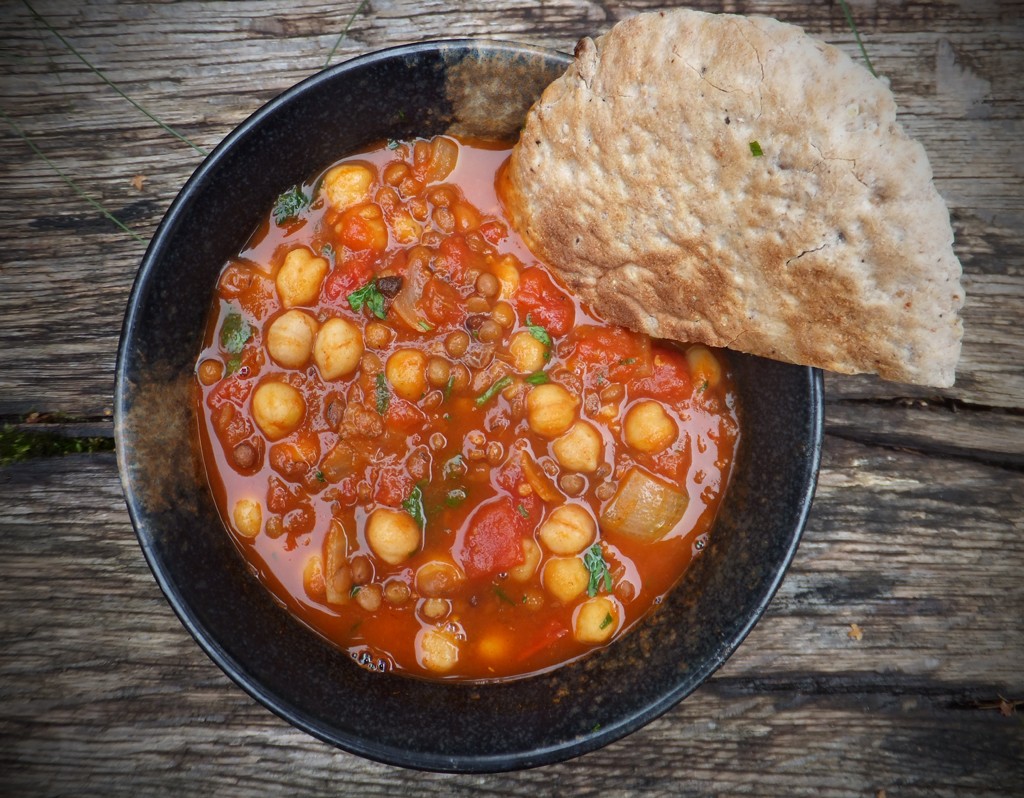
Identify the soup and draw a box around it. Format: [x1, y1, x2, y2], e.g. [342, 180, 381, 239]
[194, 136, 739, 680]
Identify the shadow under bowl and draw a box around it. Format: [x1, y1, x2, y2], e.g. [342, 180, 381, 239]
[115, 40, 823, 773]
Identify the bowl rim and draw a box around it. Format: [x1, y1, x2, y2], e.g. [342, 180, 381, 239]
[115, 37, 824, 772]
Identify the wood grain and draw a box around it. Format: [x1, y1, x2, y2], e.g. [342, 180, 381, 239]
[1, 0, 1023, 794]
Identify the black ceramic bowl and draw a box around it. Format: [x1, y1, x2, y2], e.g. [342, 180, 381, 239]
[115, 40, 822, 772]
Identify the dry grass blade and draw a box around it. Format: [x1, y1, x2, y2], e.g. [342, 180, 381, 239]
[1, 110, 146, 243]
[325, 0, 371, 68]
[838, 0, 878, 77]
[22, 0, 208, 155]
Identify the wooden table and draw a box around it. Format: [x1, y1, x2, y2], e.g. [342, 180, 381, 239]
[2, 1, 1021, 794]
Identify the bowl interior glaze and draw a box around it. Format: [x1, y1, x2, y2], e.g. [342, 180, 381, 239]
[115, 40, 822, 773]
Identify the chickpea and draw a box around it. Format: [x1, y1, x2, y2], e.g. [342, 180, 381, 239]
[477, 633, 511, 662]
[526, 383, 579, 438]
[493, 255, 520, 299]
[445, 330, 470, 358]
[322, 162, 374, 210]
[198, 358, 223, 385]
[392, 211, 423, 244]
[552, 421, 603, 473]
[363, 321, 393, 349]
[232, 498, 262, 538]
[314, 317, 364, 380]
[276, 248, 328, 308]
[623, 400, 677, 454]
[475, 272, 500, 298]
[386, 348, 428, 401]
[425, 356, 451, 388]
[686, 345, 722, 391]
[454, 202, 481, 233]
[417, 627, 460, 673]
[543, 556, 589, 603]
[266, 309, 318, 368]
[366, 508, 422, 565]
[384, 580, 411, 605]
[538, 504, 596, 556]
[252, 381, 306, 440]
[420, 597, 450, 619]
[509, 537, 541, 582]
[415, 560, 465, 597]
[574, 596, 619, 644]
[507, 331, 546, 373]
[491, 301, 516, 328]
[354, 583, 383, 611]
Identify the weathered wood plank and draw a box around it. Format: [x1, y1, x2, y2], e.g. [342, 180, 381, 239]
[1, 435, 1020, 794]
[1, 1, 1022, 415]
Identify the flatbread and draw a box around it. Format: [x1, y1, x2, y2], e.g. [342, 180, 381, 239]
[505, 9, 964, 386]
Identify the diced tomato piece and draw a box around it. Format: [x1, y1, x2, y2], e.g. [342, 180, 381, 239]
[374, 465, 414, 507]
[324, 250, 376, 301]
[478, 220, 507, 245]
[515, 618, 569, 662]
[459, 497, 526, 579]
[420, 276, 467, 327]
[207, 375, 252, 410]
[338, 203, 388, 252]
[433, 235, 472, 284]
[634, 348, 693, 403]
[386, 397, 426, 431]
[570, 325, 650, 380]
[515, 267, 575, 337]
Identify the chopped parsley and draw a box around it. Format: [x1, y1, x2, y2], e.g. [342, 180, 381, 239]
[347, 280, 388, 319]
[583, 544, 613, 597]
[749, 140, 764, 157]
[219, 312, 251, 354]
[599, 612, 614, 630]
[402, 485, 426, 528]
[375, 372, 390, 415]
[493, 585, 516, 606]
[315, 470, 326, 483]
[350, 585, 362, 597]
[525, 314, 553, 359]
[417, 319, 434, 331]
[525, 371, 550, 385]
[698, 379, 709, 394]
[224, 355, 242, 376]
[516, 503, 529, 519]
[386, 138, 401, 150]
[443, 374, 455, 401]
[272, 185, 310, 225]
[475, 375, 513, 407]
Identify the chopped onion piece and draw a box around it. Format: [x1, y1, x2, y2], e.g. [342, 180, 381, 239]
[520, 452, 561, 503]
[390, 255, 430, 331]
[324, 519, 352, 605]
[599, 467, 688, 541]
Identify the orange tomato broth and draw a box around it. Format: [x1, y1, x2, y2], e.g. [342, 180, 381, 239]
[194, 136, 740, 681]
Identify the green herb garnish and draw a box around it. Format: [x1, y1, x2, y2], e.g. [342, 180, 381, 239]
[315, 470, 326, 483]
[584, 544, 613, 597]
[525, 314, 552, 359]
[525, 371, 549, 385]
[599, 612, 614, 630]
[749, 140, 764, 157]
[375, 372, 390, 415]
[350, 585, 362, 597]
[516, 504, 529, 519]
[386, 138, 401, 150]
[493, 585, 516, 606]
[402, 485, 426, 528]
[272, 185, 310, 225]
[417, 319, 434, 331]
[618, 357, 636, 366]
[443, 374, 455, 401]
[475, 375, 513, 407]
[698, 380, 709, 394]
[224, 355, 242, 376]
[444, 488, 467, 507]
[348, 280, 388, 319]
[220, 312, 251, 354]
[321, 242, 335, 261]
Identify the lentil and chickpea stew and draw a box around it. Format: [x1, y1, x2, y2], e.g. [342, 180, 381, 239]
[195, 135, 740, 680]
